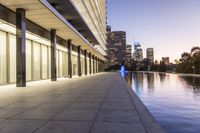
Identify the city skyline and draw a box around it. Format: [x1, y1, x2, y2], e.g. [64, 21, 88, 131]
[107, 0, 200, 62]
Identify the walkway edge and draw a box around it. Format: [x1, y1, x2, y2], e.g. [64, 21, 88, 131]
[119, 74, 166, 133]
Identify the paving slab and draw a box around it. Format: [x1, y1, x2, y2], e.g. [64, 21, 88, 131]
[13, 108, 62, 120]
[53, 109, 98, 121]
[0, 72, 166, 133]
[34, 121, 92, 133]
[90, 122, 146, 133]
[0, 119, 45, 133]
[100, 103, 135, 111]
[96, 110, 141, 122]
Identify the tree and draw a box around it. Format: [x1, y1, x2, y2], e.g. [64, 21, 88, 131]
[176, 47, 200, 74]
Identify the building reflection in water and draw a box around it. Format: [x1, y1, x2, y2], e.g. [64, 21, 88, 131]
[158, 73, 166, 83]
[126, 72, 132, 85]
[147, 73, 155, 94]
[179, 76, 200, 96]
[121, 72, 200, 133]
[131, 72, 144, 96]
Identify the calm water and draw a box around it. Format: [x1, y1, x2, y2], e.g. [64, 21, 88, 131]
[123, 72, 200, 133]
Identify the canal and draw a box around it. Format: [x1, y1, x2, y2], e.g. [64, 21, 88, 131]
[123, 72, 200, 133]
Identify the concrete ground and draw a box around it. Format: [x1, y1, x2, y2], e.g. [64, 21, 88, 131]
[0, 72, 166, 133]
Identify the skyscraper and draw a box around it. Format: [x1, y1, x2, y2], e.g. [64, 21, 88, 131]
[107, 27, 126, 65]
[125, 44, 132, 65]
[133, 42, 143, 61]
[146, 48, 154, 63]
[162, 57, 170, 64]
[135, 48, 143, 61]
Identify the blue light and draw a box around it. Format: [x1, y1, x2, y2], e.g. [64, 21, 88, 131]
[120, 65, 128, 78]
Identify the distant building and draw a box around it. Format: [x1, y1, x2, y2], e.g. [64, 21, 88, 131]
[133, 42, 143, 61]
[146, 48, 154, 63]
[125, 44, 132, 65]
[135, 48, 143, 61]
[162, 57, 170, 64]
[107, 26, 126, 65]
[134, 42, 141, 52]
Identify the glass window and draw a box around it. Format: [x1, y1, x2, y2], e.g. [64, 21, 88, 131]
[94, 60, 96, 73]
[87, 58, 89, 75]
[0, 31, 7, 84]
[72, 54, 77, 76]
[9, 34, 16, 83]
[33, 42, 41, 80]
[91, 59, 93, 74]
[63, 52, 68, 77]
[26, 40, 32, 81]
[41, 45, 48, 79]
[81, 57, 84, 75]
[56, 50, 59, 77]
[59, 51, 63, 77]
[48, 47, 51, 78]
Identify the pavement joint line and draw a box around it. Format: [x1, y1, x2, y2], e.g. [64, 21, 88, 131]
[31, 75, 107, 133]
[119, 74, 149, 133]
[88, 76, 114, 133]
[0, 80, 89, 121]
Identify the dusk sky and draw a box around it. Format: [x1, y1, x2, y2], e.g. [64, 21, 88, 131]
[107, 0, 200, 62]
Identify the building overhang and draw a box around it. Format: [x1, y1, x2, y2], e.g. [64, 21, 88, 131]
[47, 0, 99, 45]
[0, 0, 106, 61]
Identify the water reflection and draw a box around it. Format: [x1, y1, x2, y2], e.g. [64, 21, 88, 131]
[179, 76, 200, 96]
[123, 72, 200, 133]
[158, 73, 166, 83]
[147, 73, 155, 93]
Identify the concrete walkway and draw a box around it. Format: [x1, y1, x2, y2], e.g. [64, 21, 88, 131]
[0, 73, 165, 133]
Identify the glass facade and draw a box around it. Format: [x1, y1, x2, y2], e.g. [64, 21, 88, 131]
[0, 28, 100, 85]
[26, 40, 32, 81]
[81, 57, 84, 75]
[33, 42, 41, 80]
[63, 52, 68, 77]
[59, 50, 63, 77]
[41, 45, 48, 79]
[72, 54, 77, 76]
[87, 58, 90, 75]
[9, 34, 16, 83]
[0, 31, 7, 84]
[91, 59, 93, 74]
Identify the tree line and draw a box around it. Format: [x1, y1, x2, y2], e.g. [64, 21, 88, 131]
[175, 47, 200, 74]
[105, 46, 200, 74]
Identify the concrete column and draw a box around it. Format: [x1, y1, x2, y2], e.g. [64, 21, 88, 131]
[50, 29, 57, 81]
[92, 55, 95, 74]
[16, 8, 26, 87]
[68, 40, 72, 78]
[77, 46, 81, 76]
[84, 50, 87, 75]
[96, 57, 98, 73]
[89, 53, 92, 74]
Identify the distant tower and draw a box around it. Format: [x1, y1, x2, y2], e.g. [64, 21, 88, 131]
[162, 57, 170, 64]
[106, 27, 127, 65]
[146, 48, 154, 63]
[133, 42, 143, 61]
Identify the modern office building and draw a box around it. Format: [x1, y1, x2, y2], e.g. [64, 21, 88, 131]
[162, 57, 170, 64]
[133, 42, 143, 61]
[146, 48, 154, 63]
[0, 0, 107, 86]
[134, 42, 141, 53]
[125, 44, 132, 65]
[135, 48, 143, 62]
[107, 26, 126, 65]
